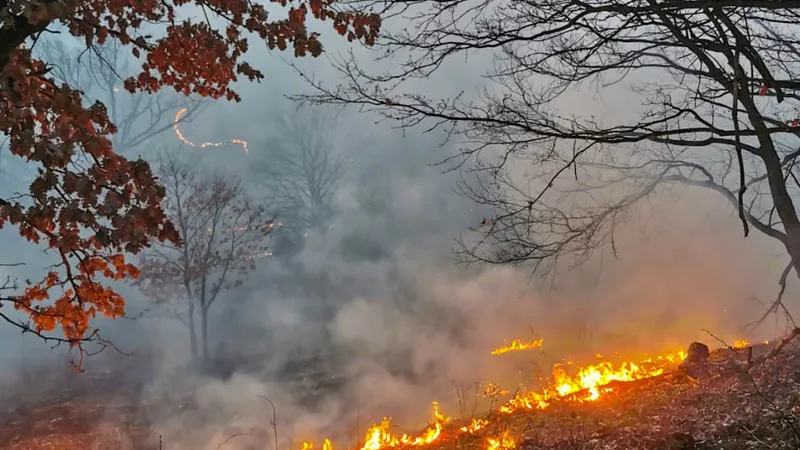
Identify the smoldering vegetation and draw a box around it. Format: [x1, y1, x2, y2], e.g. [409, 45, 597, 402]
[0, 26, 796, 450]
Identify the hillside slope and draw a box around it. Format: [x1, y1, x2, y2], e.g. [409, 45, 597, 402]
[1, 340, 798, 450]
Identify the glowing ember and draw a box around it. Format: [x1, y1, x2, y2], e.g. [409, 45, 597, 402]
[490, 338, 544, 355]
[733, 339, 750, 349]
[173, 107, 249, 152]
[486, 430, 516, 450]
[733, 339, 770, 349]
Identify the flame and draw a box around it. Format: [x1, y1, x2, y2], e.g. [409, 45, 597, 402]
[486, 430, 515, 450]
[499, 347, 687, 412]
[483, 382, 510, 398]
[300, 345, 687, 450]
[733, 339, 750, 349]
[302, 440, 334, 450]
[460, 418, 489, 433]
[734, 339, 769, 349]
[490, 338, 544, 355]
[173, 107, 248, 152]
[358, 402, 449, 450]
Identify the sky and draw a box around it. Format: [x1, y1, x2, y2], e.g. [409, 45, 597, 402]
[0, 7, 797, 449]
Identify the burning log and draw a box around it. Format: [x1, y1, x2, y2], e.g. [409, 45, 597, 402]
[677, 342, 710, 379]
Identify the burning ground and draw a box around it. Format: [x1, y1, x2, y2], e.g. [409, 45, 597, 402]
[1, 336, 799, 449]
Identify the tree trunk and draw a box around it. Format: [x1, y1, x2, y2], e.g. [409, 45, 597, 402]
[188, 301, 198, 360]
[201, 306, 210, 361]
[0, 16, 49, 72]
[762, 148, 800, 276]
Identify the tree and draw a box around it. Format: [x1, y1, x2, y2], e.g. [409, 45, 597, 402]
[136, 152, 275, 361]
[36, 38, 203, 156]
[297, 1, 800, 322]
[2, 38, 203, 187]
[0, 0, 380, 360]
[250, 107, 344, 251]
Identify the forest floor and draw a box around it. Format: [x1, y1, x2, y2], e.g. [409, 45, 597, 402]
[1, 339, 799, 449]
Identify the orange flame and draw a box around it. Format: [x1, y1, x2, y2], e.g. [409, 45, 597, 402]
[499, 347, 687, 412]
[486, 429, 515, 450]
[490, 339, 544, 355]
[300, 345, 687, 450]
[733, 339, 750, 349]
[460, 418, 489, 433]
[173, 107, 248, 152]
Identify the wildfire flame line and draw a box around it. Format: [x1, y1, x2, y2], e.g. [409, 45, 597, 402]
[173, 107, 249, 153]
[301, 345, 689, 450]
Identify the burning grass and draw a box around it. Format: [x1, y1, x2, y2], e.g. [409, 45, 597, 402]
[299, 345, 689, 450]
[1, 337, 799, 449]
[299, 338, 800, 450]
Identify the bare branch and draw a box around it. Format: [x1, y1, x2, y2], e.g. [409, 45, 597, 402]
[293, 1, 800, 295]
[135, 149, 276, 361]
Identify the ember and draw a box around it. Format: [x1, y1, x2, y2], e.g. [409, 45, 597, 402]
[486, 429, 515, 450]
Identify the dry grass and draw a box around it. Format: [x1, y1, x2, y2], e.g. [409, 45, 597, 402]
[1, 341, 799, 449]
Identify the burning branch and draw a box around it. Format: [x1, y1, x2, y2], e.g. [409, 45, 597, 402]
[490, 339, 544, 356]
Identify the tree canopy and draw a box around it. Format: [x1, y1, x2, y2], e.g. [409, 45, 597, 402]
[297, 2, 800, 290]
[0, 0, 380, 360]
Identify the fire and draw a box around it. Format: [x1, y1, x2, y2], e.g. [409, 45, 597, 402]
[486, 430, 515, 450]
[733, 339, 769, 350]
[733, 339, 750, 349]
[499, 347, 688, 412]
[304, 402, 449, 450]
[460, 418, 489, 433]
[173, 107, 249, 152]
[300, 346, 687, 450]
[733, 339, 769, 349]
[490, 338, 544, 355]
[303, 440, 333, 450]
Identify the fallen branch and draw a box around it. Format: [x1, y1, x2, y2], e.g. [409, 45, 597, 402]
[752, 327, 800, 369]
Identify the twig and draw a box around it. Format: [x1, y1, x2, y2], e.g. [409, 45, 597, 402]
[261, 396, 279, 450]
[701, 328, 733, 350]
[453, 382, 465, 417]
[216, 433, 251, 449]
[746, 259, 796, 333]
[752, 327, 800, 369]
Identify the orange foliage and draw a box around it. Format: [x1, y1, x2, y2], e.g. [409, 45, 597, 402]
[0, 0, 381, 359]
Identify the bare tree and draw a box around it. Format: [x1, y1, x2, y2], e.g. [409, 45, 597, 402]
[136, 151, 276, 361]
[296, 1, 800, 324]
[36, 38, 203, 157]
[250, 108, 345, 248]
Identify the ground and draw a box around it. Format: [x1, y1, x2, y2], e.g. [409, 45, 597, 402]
[1, 340, 799, 449]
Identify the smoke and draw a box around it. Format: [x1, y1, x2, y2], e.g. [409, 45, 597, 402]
[125, 147, 790, 449]
[0, 20, 796, 450]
